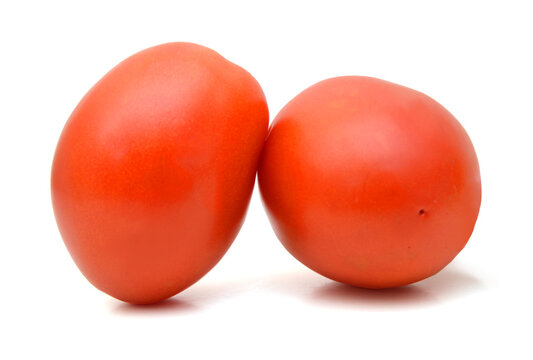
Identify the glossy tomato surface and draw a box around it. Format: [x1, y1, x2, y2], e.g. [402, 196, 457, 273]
[258, 76, 481, 289]
[51, 43, 269, 304]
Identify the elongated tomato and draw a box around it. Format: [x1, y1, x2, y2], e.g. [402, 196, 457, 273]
[51, 43, 268, 304]
[258, 76, 481, 289]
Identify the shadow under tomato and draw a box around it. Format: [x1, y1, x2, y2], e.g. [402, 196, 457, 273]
[111, 297, 199, 316]
[311, 282, 434, 309]
[310, 265, 484, 310]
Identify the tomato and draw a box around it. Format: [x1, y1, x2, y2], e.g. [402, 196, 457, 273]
[51, 43, 269, 304]
[258, 76, 481, 289]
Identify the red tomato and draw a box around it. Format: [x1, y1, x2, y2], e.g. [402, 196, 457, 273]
[258, 76, 481, 288]
[51, 43, 268, 304]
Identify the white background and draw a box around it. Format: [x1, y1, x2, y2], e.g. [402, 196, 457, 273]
[1, 1, 532, 359]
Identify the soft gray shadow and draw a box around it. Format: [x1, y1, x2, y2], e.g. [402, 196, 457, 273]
[111, 298, 199, 316]
[265, 264, 484, 310]
[313, 282, 434, 309]
[311, 265, 484, 310]
[312, 282, 435, 309]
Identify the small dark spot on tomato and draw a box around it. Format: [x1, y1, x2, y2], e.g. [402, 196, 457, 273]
[418, 209, 426, 216]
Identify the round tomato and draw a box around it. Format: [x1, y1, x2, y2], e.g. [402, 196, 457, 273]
[51, 43, 269, 304]
[258, 76, 481, 288]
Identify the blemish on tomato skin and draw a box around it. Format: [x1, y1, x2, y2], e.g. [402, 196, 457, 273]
[418, 209, 426, 216]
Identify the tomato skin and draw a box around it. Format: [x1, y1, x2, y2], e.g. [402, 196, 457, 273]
[258, 76, 481, 289]
[51, 43, 268, 304]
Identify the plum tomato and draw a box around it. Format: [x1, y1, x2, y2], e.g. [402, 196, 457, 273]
[51, 43, 269, 304]
[258, 76, 481, 289]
